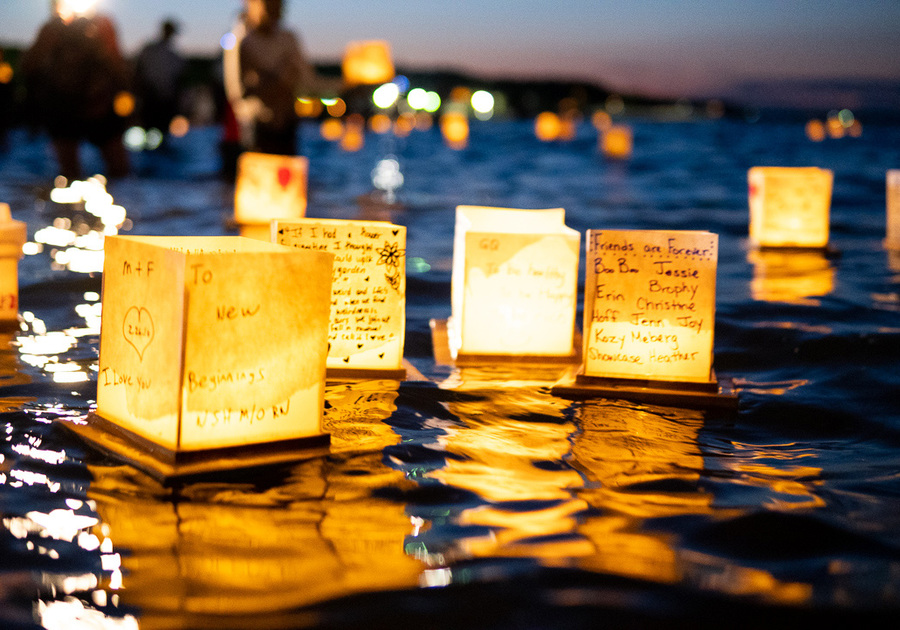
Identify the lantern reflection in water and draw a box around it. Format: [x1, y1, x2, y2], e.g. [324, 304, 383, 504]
[571, 400, 812, 603]
[83, 378, 423, 622]
[423, 387, 590, 563]
[748, 248, 834, 305]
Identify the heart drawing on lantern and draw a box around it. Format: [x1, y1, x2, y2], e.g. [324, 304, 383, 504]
[277, 166, 292, 189]
[123, 306, 155, 361]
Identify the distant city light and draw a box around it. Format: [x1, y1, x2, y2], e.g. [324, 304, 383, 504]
[373, 82, 400, 109]
[393, 75, 410, 93]
[407, 88, 428, 110]
[423, 91, 442, 113]
[471, 90, 495, 120]
[220, 33, 237, 51]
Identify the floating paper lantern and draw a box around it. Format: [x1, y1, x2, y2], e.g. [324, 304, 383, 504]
[274, 218, 406, 377]
[0, 203, 26, 323]
[581, 229, 718, 384]
[342, 41, 394, 87]
[234, 152, 308, 226]
[748, 167, 833, 249]
[96, 235, 333, 455]
[886, 170, 900, 250]
[448, 206, 580, 358]
[601, 125, 632, 159]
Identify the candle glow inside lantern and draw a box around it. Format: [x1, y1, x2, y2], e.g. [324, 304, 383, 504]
[95, 236, 333, 458]
[886, 170, 900, 250]
[0, 203, 26, 323]
[274, 218, 407, 378]
[582, 229, 718, 383]
[748, 166, 833, 249]
[342, 40, 395, 87]
[234, 152, 308, 226]
[446, 206, 580, 359]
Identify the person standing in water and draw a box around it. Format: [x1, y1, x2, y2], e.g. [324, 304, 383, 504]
[22, 0, 130, 180]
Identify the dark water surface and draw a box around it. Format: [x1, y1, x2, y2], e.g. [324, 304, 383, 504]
[1, 118, 900, 628]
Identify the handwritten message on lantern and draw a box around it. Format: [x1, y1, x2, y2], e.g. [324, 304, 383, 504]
[97, 236, 333, 451]
[583, 230, 718, 383]
[450, 206, 580, 357]
[274, 219, 406, 371]
[748, 167, 833, 248]
[234, 152, 308, 225]
[887, 170, 900, 249]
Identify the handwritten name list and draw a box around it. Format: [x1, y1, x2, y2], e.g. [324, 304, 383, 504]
[275, 219, 406, 370]
[583, 230, 718, 383]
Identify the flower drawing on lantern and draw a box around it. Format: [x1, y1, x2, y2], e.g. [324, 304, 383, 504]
[376, 240, 405, 292]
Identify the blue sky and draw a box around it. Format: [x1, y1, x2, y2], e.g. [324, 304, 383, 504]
[2, 0, 899, 97]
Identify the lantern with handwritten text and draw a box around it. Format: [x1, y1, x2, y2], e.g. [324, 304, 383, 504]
[96, 236, 333, 455]
[748, 167, 833, 249]
[0, 203, 26, 323]
[342, 41, 394, 87]
[582, 229, 718, 383]
[234, 152, 308, 226]
[886, 170, 900, 250]
[448, 206, 580, 358]
[274, 218, 407, 378]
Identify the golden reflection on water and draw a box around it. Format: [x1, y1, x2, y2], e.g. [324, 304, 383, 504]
[26, 176, 131, 274]
[748, 248, 834, 305]
[569, 400, 812, 603]
[82, 378, 424, 622]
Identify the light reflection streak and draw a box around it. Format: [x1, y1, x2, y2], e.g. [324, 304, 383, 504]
[28, 177, 130, 275]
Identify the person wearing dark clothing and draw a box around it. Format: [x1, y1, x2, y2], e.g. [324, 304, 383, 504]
[235, 0, 314, 155]
[22, 1, 130, 180]
[134, 19, 186, 137]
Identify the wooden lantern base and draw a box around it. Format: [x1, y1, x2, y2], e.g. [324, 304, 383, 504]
[62, 413, 330, 483]
[429, 319, 581, 367]
[326, 362, 412, 382]
[551, 366, 739, 411]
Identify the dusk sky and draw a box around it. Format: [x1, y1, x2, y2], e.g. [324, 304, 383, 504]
[3, 0, 899, 98]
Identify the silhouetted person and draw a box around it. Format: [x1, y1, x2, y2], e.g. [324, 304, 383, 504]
[22, 0, 130, 180]
[233, 0, 315, 155]
[0, 49, 13, 151]
[135, 19, 186, 138]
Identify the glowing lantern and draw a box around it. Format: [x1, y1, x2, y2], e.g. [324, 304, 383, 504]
[342, 41, 394, 87]
[535, 112, 561, 142]
[274, 218, 406, 378]
[95, 235, 333, 455]
[448, 206, 580, 358]
[748, 167, 833, 249]
[0, 203, 26, 323]
[234, 152, 308, 225]
[886, 170, 900, 250]
[440, 112, 469, 149]
[602, 125, 632, 159]
[581, 229, 718, 384]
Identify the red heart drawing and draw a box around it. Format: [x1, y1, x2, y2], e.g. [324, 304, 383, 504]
[123, 306, 154, 361]
[277, 166, 292, 189]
